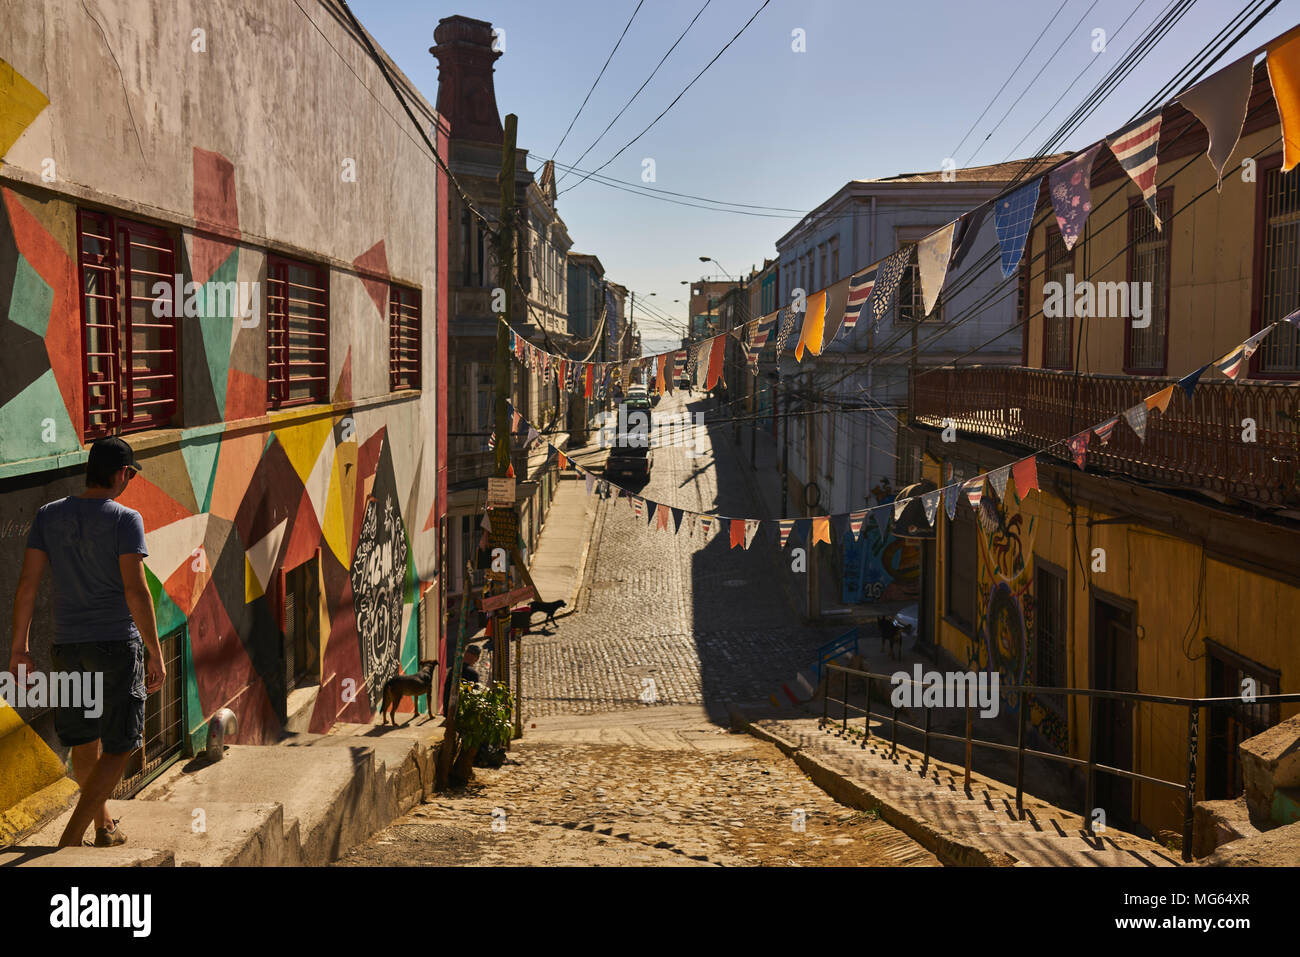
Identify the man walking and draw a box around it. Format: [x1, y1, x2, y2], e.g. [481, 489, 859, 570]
[8, 437, 165, 848]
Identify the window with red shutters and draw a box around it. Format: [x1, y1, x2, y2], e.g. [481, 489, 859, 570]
[267, 256, 329, 408]
[389, 285, 421, 392]
[77, 210, 180, 438]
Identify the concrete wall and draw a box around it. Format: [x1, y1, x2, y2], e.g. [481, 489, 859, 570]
[0, 0, 442, 826]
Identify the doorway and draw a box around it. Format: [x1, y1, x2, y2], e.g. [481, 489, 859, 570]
[1091, 594, 1137, 831]
[113, 626, 186, 798]
[283, 556, 321, 694]
[1206, 641, 1280, 800]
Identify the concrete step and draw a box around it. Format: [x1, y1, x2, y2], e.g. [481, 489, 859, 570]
[0, 845, 174, 866]
[136, 742, 379, 866]
[21, 801, 289, 866]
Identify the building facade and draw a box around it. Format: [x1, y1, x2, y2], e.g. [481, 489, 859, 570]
[912, 66, 1300, 836]
[0, 0, 445, 831]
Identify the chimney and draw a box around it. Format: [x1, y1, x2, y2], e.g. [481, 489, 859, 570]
[430, 15, 504, 145]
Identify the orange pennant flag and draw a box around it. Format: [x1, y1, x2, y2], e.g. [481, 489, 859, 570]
[656, 506, 671, 532]
[706, 335, 727, 391]
[557, 451, 568, 469]
[1145, 384, 1175, 413]
[730, 518, 745, 549]
[1268, 31, 1300, 171]
[656, 354, 667, 394]
[794, 291, 827, 362]
[811, 515, 831, 546]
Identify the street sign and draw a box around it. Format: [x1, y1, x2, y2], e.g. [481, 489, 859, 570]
[488, 509, 518, 550]
[487, 477, 515, 508]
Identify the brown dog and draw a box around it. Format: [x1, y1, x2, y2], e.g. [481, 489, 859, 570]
[379, 659, 438, 725]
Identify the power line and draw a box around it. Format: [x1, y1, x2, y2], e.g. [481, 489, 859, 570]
[549, 0, 647, 161]
[557, 0, 774, 198]
[556, 0, 715, 186]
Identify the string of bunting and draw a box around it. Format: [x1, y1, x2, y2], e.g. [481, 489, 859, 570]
[497, 25, 1300, 386]
[496, 304, 1299, 550]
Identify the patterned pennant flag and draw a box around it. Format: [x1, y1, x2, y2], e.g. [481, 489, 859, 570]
[509, 329, 517, 353]
[774, 305, 799, 357]
[795, 290, 827, 361]
[672, 350, 688, 383]
[1094, 416, 1120, 446]
[656, 505, 671, 532]
[1123, 402, 1149, 442]
[848, 510, 866, 541]
[868, 248, 910, 332]
[1050, 143, 1102, 250]
[917, 221, 958, 317]
[988, 465, 1011, 500]
[487, 431, 496, 451]
[1068, 430, 1090, 469]
[921, 490, 941, 526]
[730, 518, 745, 549]
[1217, 325, 1274, 379]
[944, 483, 960, 520]
[744, 519, 761, 550]
[993, 178, 1042, 278]
[1146, 384, 1175, 414]
[964, 476, 985, 511]
[1178, 53, 1254, 190]
[949, 203, 991, 273]
[747, 316, 776, 365]
[585, 471, 594, 496]
[1267, 31, 1300, 172]
[1178, 363, 1211, 400]
[811, 516, 831, 546]
[671, 507, 684, 533]
[1108, 112, 1163, 227]
[632, 497, 644, 519]
[706, 334, 727, 390]
[1284, 307, 1300, 327]
[699, 515, 713, 539]
[1012, 456, 1039, 500]
[839, 265, 877, 338]
[777, 518, 795, 548]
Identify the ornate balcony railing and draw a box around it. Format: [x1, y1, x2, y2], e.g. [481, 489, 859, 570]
[910, 366, 1300, 508]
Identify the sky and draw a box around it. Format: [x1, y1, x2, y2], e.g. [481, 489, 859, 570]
[356, 0, 1299, 353]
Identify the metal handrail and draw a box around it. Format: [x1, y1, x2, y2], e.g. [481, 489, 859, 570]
[820, 662, 1300, 863]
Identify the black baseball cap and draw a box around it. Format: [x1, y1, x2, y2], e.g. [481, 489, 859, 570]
[88, 436, 143, 476]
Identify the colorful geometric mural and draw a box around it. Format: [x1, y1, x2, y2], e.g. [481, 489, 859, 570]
[1, 139, 431, 817]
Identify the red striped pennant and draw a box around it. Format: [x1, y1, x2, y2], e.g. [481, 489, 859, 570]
[848, 510, 866, 541]
[1093, 416, 1119, 446]
[839, 264, 877, 336]
[1108, 113, 1163, 227]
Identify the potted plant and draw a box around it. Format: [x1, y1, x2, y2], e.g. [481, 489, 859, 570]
[450, 681, 514, 784]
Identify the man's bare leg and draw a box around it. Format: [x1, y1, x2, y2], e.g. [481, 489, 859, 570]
[68, 741, 113, 831]
[58, 750, 129, 847]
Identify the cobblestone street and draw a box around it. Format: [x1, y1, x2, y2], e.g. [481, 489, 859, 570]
[337, 707, 937, 867]
[343, 397, 939, 865]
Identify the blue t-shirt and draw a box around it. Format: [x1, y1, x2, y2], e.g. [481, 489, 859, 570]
[26, 496, 149, 644]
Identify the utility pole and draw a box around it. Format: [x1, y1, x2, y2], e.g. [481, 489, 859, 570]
[491, 114, 518, 694]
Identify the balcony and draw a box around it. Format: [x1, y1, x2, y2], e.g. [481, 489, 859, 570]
[448, 435, 529, 489]
[910, 366, 1300, 509]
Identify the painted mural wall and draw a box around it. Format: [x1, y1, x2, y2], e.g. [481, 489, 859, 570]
[0, 0, 442, 834]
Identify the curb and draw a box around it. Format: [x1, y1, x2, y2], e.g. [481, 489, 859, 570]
[742, 714, 1013, 867]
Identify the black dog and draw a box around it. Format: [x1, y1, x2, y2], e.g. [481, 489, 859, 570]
[877, 615, 911, 661]
[529, 598, 567, 626]
[379, 660, 438, 725]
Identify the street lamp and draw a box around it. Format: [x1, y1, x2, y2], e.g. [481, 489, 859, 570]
[698, 255, 734, 280]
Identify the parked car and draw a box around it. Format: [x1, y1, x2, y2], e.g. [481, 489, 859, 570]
[606, 400, 653, 480]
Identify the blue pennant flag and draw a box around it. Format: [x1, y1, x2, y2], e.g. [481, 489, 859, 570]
[993, 178, 1042, 278]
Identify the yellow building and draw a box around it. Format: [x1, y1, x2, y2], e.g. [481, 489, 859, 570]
[911, 62, 1300, 838]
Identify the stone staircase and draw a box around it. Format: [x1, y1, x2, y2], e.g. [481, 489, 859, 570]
[4, 720, 443, 867]
[748, 715, 1182, 867]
